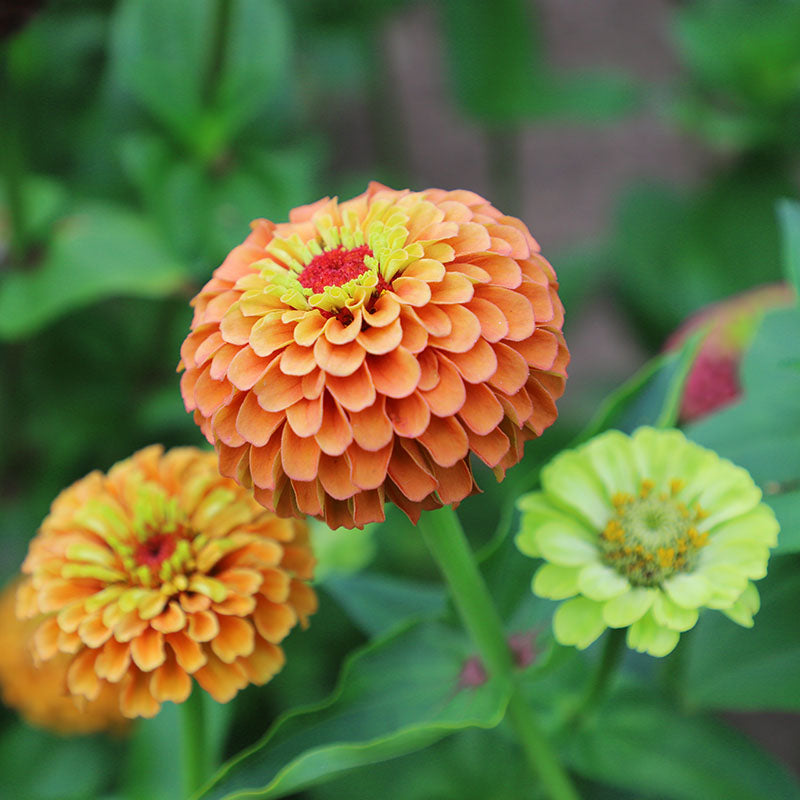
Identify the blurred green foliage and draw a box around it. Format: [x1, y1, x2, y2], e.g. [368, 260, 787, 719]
[1, 1, 799, 799]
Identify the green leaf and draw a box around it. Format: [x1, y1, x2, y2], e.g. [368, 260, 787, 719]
[565, 683, 800, 800]
[682, 555, 800, 712]
[322, 572, 444, 637]
[778, 198, 800, 295]
[194, 621, 511, 800]
[577, 327, 703, 443]
[688, 307, 800, 551]
[0, 204, 188, 340]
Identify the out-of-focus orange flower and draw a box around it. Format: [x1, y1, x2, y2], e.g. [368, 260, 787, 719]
[18, 446, 316, 719]
[180, 183, 568, 529]
[665, 283, 795, 422]
[0, 579, 126, 735]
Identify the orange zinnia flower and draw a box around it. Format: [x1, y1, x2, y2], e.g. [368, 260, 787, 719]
[18, 446, 316, 719]
[180, 183, 568, 529]
[0, 579, 126, 735]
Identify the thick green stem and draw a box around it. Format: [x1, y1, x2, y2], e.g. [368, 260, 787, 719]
[181, 689, 208, 798]
[576, 627, 626, 719]
[419, 506, 580, 800]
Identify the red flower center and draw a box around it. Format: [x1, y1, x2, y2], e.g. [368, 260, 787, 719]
[134, 533, 177, 569]
[298, 245, 374, 293]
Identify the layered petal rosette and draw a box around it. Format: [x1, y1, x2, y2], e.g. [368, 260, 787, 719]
[18, 446, 317, 719]
[180, 183, 568, 529]
[516, 427, 778, 656]
[0, 579, 126, 735]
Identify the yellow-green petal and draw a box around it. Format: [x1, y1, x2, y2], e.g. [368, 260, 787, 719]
[577, 562, 629, 601]
[532, 564, 581, 600]
[627, 610, 680, 657]
[553, 597, 606, 650]
[720, 581, 760, 627]
[602, 587, 653, 628]
[662, 572, 711, 609]
[535, 521, 598, 567]
[652, 590, 698, 632]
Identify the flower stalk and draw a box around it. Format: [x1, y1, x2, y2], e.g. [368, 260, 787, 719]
[182, 689, 208, 797]
[419, 506, 580, 800]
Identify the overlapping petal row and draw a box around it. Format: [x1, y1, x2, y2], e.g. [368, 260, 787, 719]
[516, 427, 778, 657]
[180, 182, 569, 529]
[18, 446, 317, 719]
[0, 579, 126, 734]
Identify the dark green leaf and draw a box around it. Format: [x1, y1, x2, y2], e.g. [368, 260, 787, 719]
[195, 621, 511, 800]
[778, 198, 800, 295]
[0, 204, 188, 340]
[682, 555, 800, 713]
[566, 683, 800, 800]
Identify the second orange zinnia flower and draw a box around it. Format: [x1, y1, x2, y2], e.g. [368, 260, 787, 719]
[180, 183, 569, 528]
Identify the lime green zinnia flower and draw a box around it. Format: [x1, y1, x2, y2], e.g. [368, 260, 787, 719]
[515, 427, 778, 656]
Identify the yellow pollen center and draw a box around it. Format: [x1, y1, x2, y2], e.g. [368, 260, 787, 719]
[600, 478, 709, 586]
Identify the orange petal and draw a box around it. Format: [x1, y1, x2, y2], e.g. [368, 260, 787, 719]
[130, 627, 166, 672]
[113, 610, 149, 643]
[151, 601, 187, 634]
[318, 452, 358, 500]
[362, 293, 400, 327]
[33, 617, 61, 660]
[166, 632, 207, 673]
[517, 280, 554, 324]
[386, 392, 430, 438]
[367, 347, 421, 398]
[315, 393, 353, 456]
[194, 367, 235, 417]
[467, 297, 509, 342]
[525, 377, 559, 434]
[350, 397, 394, 451]
[349, 442, 392, 490]
[280, 342, 317, 375]
[250, 314, 295, 357]
[352, 489, 386, 527]
[78, 612, 113, 649]
[450, 261, 491, 284]
[194, 654, 247, 703]
[418, 414, 469, 468]
[292, 479, 324, 517]
[357, 317, 403, 355]
[285, 395, 324, 437]
[419, 356, 466, 417]
[121, 668, 161, 719]
[399, 308, 429, 354]
[447, 222, 492, 256]
[326, 362, 376, 412]
[187, 610, 219, 643]
[387, 440, 437, 502]
[324, 313, 362, 344]
[293, 312, 326, 347]
[213, 395, 246, 447]
[417, 348, 439, 391]
[238, 638, 285, 685]
[210, 343, 239, 380]
[220, 304, 257, 345]
[431, 458, 475, 505]
[402, 258, 445, 282]
[313, 337, 366, 377]
[448, 338, 498, 384]
[467, 425, 510, 468]
[236, 390, 283, 446]
[498, 388, 533, 428]
[281, 423, 322, 481]
[149, 651, 192, 704]
[249, 428, 283, 490]
[477, 286, 535, 341]
[429, 272, 474, 304]
[211, 617, 255, 663]
[458, 382, 504, 436]
[216, 442, 249, 484]
[487, 223, 530, 259]
[412, 304, 452, 337]
[95, 637, 131, 682]
[489, 342, 529, 395]
[289, 580, 318, 625]
[254, 360, 303, 412]
[301, 367, 326, 399]
[67, 649, 101, 700]
[390, 277, 431, 307]
[192, 330, 224, 366]
[513, 328, 558, 370]
[227, 347, 273, 391]
[428, 305, 481, 353]
[258, 568, 290, 603]
[253, 595, 297, 643]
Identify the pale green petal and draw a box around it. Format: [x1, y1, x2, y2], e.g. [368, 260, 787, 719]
[695, 462, 762, 528]
[585, 430, 640, 498]
[652, 590, 699, 632]
[627, 610, 680, 657]
[553, 597, 606, 650]
[721, 582, 760, 628]
[663, 572, 711, 608]
[535, 521, 599, 567]
[701, 564, 749, 608]
[602, 587, 654, 628]
[578, 562, 630, 601]
[630, 427, 689, 487]
[532, 563, 581, 600]
[541, 449, 611, 529]
[701, 540, 771, 579]
[706, 504, 779, 549]
[516, 492, 593, 559]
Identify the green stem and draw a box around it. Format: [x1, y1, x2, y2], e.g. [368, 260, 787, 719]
[418, 506, 580, 800]
[576, 627, 626, 719]
[181, 689, 208, 798]
[1, 50, 27, 266]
